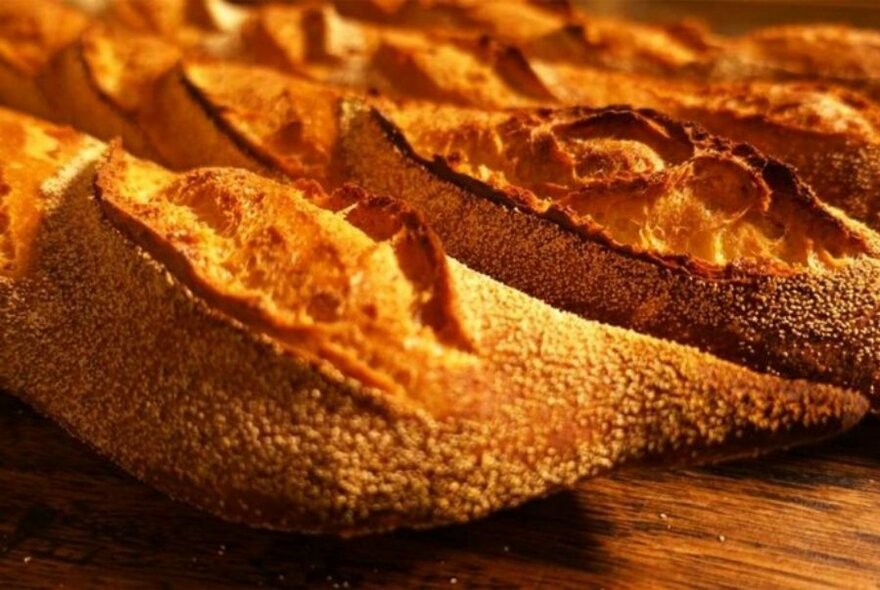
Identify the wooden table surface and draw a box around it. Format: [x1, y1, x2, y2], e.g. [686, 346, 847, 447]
[2, 392, 879, 589]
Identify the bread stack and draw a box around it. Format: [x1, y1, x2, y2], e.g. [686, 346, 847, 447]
[0, 0, 878, 534]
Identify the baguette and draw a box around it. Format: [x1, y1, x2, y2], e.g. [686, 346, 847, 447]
[8, 3, 878, 396]
[3, 109, 865, 534]
[62, 48, 880, 405]
[523, 17, 880, 102]
[80, 50, 880, 404]
[324, 0, 880, 101]
[519, 59, 880, 230]
[339, 100, 880, 405]
[89, 0, 880, 101]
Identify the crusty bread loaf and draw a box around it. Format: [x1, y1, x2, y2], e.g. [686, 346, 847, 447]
[4, 108, 865, 534]
[340, 101, 880, 405]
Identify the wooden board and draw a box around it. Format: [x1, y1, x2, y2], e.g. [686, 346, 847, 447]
[1, 393, 878, 589]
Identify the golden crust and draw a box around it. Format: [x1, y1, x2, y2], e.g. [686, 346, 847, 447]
[0, 113, 86, 276]
[518, 40, 880, 233]
[523, 18, 717, 77]
[716, 25, 880, 100]
[2, 109, 868, 535]
[239, 3, 379, 84]
[365, 32, 542, 108]
[239, 4, 547, 107]
[151, 60, 343, 183]
[332, 0, 567, 42]
[0, 0, 88, 119]
[375, 103, 870, 274]
[38, 24, 179, 160]
[99, 145, 477, 409]
[0, 0, 88, 76]
[75, 0, 880, 102]
[101, 0, 248, 45]
[662, 82, 880, 227]
[341, 100, 880, 404]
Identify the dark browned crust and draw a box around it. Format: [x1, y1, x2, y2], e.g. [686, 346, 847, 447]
[368, 102, 872, 280]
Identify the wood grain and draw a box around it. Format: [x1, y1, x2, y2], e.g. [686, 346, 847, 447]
[1, 392, 878, 589]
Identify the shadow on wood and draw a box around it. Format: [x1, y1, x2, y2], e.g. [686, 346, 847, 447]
[1, 391, 878, 588]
